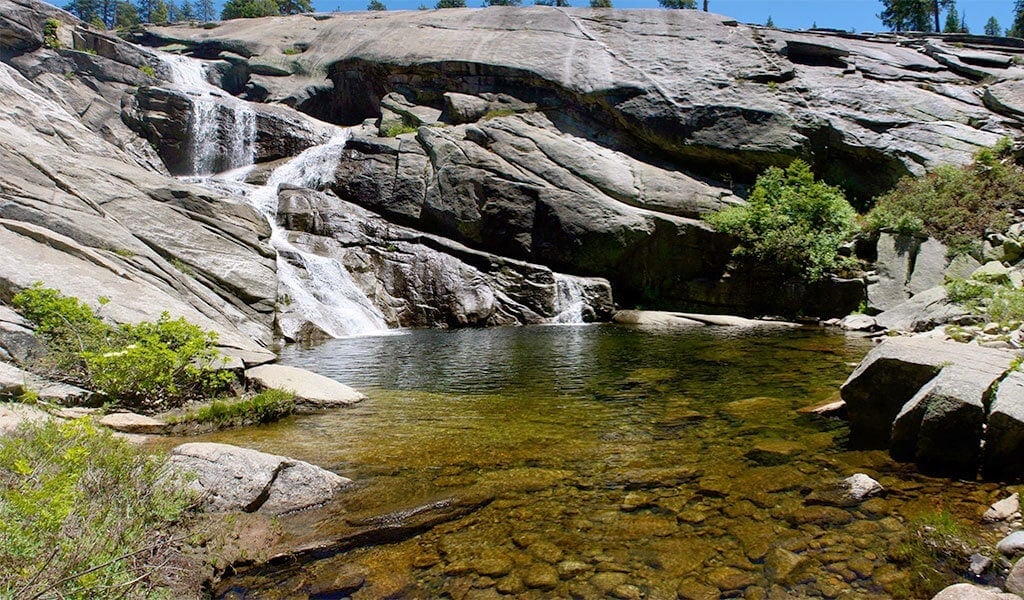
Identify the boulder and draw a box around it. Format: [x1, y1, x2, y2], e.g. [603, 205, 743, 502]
[805, 473, 884, 507]
[840, 314, 877, 331]
[985, 371, 1024, 480]
[169, 442, 350, 515]
[0, 401, 49, 433]
[931, 583, 1020, 600]
[867, 232, 918, 313]
[874, 286, 967, 333]
[763, 547, 811, 585]
[998, 531, 1024, 556]
[244, 364, 366, 410]
[983, 493, 1020, 522]
[1006, 557, 1024, 596]
[841, 337, 1015, 449]
[889, 365, 1000, 476]
[0, 360, 91, 405]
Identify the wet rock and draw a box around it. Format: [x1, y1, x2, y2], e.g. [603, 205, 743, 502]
[97, 411, 166, 434]
[307, 572, 365, 597]
[763, 547, 811, 584]
[745, 439, 805, 465]
[805, 473, 884, 507]
[520, 563, 558, 589]
[471, 553, 513, 578]
[244, 364, 365, 410]
[612, 466, 701, 490]
[590, 572, 629, 594]
[1005, 556, 1024, 595]
[611, 583, 643, 600]
[706, 566, 758, 591]
[677, 579, 721, 600]
[557, 560, 589, 579]
[997, 531, 1024, 556]
[495, 574, 524, 594]
[787, 506, 853, 527]
[969, 554, 993, 578]
[169, 442, 350, 515]
[983, 493, 1020, 522]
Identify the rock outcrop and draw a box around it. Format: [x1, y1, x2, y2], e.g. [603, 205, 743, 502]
[170, 442, 350, 515]
[841, 337, 1023, 477]
[131, 8, 1024, 316]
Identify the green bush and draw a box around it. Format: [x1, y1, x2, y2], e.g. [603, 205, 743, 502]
[0, 418, 193, 599]
[167, 388, 295, 429]
[42, 18, 61, 50]
[944, 276, 1024, 326]
[705, 160, 858, 281]
[12, 284, 233, 411]
[867, 139, 1024, 255]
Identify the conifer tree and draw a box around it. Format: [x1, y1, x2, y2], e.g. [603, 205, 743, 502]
[658, 0, 695, 8]
[985, 16, 1002, 36]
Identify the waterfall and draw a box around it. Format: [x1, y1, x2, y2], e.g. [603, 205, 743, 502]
[246, 134, 390, 339]
[552, 274, 589, 324]
[164, 55, 256, 176]
[162, 52, 389, 338]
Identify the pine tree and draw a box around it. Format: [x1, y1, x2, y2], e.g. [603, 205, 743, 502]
[590, 0, 611, 7]
[179, 0, 194, 19]
[435, 0, 466, 7]
[484, 0, 522, 6]
[199, 0, 218, 19]
[765, 15, 774, 28]
[367, 0, 386, 8]
[879, 0, 934, 32]
[985, 16, 1002, 36]
[151, 0, 169, 23]
[277, 0, 312, 14]
[114, 0, 139, 27]
[658, 0, 695, 8]
[943, 1, 959, 32]
[1013, 0, 1024, 37]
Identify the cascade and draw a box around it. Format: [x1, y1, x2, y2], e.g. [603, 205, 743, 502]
[164, 55, 255, 175]
[552, 274, 588, 324]
[162, 53, 389, 337]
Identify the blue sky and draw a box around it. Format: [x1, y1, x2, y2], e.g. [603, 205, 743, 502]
[313, 0, 1017, 34]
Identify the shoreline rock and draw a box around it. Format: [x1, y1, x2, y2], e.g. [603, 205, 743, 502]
[244, 364, 366, 411]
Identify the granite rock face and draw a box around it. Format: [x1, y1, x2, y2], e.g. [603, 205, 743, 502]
[133, 9, 1024, 314]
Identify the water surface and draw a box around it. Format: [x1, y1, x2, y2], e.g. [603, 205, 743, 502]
[196, 324, 1003, 599]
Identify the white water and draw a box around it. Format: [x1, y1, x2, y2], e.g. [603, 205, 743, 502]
[163, 53, 389, 338]
[552, 274, 589, 324]
[164, 55, 256, 175]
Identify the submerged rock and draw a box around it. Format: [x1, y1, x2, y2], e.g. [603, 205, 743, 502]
[170, 442, 350, 515]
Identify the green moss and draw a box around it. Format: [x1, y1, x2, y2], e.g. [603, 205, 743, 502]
[139, 64, 156, 77]
[282, 46, 302, 55]
[383, 122, 418, 137]
[0, 418, 193, 599]
[482, 108, 517, 120]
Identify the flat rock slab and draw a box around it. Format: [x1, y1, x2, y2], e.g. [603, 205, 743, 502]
[613, 310, 796, 329]
[0, 402, 50, 433]
[170, 442, 351, 516]
[244, 364, 366, 411]
[97, 412, 166, 434]
[0, 360, 91, 405]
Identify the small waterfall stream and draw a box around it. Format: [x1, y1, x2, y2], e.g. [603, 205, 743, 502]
[162, 53, 389, 338]
[551, 274, 588, 324]
[164, 56, 256, 176]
